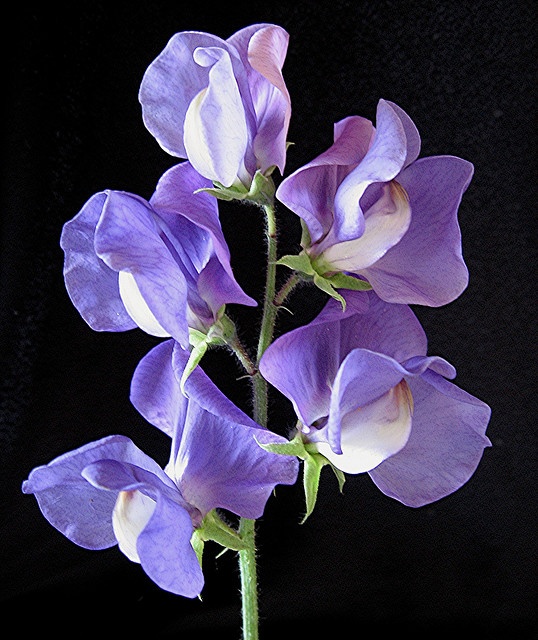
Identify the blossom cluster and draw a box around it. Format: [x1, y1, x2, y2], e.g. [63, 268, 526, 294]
[22, 24, 491, 600]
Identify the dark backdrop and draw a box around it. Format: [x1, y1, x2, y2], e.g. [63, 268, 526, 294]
[2, 1, 535, 637]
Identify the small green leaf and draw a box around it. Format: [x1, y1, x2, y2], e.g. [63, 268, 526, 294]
[255, 434, 307, 458]
[180, 340, 208, 393]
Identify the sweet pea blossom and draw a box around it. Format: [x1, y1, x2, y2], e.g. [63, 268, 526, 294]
[22, 342, 299, 597]
[276, 99, 473, 307]
[259, 290, 491, 507]
[139, 24, 291, 191]
[60, 161, 255, 349]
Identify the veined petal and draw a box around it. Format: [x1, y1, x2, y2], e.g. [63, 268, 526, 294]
[362, 155, 472, 306]
[60, 192, 136, 332]
[139, 31, 228, 158]
[315, 380, 413, 473]
[332, 100, 407, 243]
[369, 371, 491, 506]
[184, 47, 249, 186]
[95, 191, 190, 347]
[320, 181, 411, 272]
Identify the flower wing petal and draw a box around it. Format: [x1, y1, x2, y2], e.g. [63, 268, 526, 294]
[369, 371, 491, 506]
[60, 192, 136, 331]
[362, 156, 472, 306]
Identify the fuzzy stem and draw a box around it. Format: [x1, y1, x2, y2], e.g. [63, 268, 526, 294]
[238, 517, 259, 640]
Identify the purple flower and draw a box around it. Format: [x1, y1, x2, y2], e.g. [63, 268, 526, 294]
[139, 24, 291, 189]
[22, 341, 299, 597]
[60, 161, 255, 349]
[276, 100, 473, 307]
[259, 290, 491, 507]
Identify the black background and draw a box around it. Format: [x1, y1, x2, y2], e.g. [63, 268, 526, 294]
[2, 1, 535, 637]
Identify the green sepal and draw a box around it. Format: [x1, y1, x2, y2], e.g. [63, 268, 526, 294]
[194, 170, 275, 206]
[275, 252, 315, 276]
[255, 431, 344, 523]
[181, 312, 238, 392]
[194, 509, 247, 552]
[324, 272, 372, 292]
[312, 273, 347, 309]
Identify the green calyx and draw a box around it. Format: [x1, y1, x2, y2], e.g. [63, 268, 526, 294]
[275, 251, 371, 310]
[195, 169, 276, 207]
[191, 509, 248, 568]
[181, 311, 237, 392]
[256, 430, 346, 523]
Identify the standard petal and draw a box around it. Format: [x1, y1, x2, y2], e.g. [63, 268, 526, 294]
[95, 191, 190, 346]
[332, 100, 408, 243]
[60, 192, 136, 332]
[21, 435, 158, 549]
[385, 100, 421, 168]
[361, 155, 473, 306]
[369, 371, 491, 506]
[245, 24, 291, 174]
[139, 31, 228, 158]
[184, 47, 249, 186]
[276, 116, 374, 245]
[151, 162, 256, 310]
[174, 402, 299, 519]
[130, 340, 188, 440]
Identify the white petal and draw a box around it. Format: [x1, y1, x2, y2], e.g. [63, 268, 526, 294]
[315, 380, 413, 474]
[321, 181, 411, 272]
[112, 490, 156, 563]
[118, 271, 171, 337]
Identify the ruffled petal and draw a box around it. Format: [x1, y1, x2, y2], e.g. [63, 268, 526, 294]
[95, 191, 190, 347]
[361, 155, 472, 306]
[369, 371, 491, 506]
[332, 100, 408, 243]
[60, 192, 136, 332]
[276, 116, 374, 245]
[320, 180, 411, 271]
[130, 340, 187, 439]
[139, 31, 227, 158]
[21, 435, 162, 549]
[151, 162, 257, 310]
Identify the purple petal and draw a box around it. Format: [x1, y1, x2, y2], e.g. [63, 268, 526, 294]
[239, 24, 291, 175]
[139, 31, 229, 158]
[276, 116, 374, 245]
[95, 191, 190, 346]
[184, 46, 249, 186]
[332, 100, 408, 243]
[137, 493, 203, 597]
[326, 349, 409, 453]
[369, 371, 491, 506]
[60, 192, 136, 332]
[21, 435, 163, 549]
[175, 402, 299, 518]
[130, 340, 187, 439]
[362, 155, 472, 306]
[151, 162, 256, 310]
[384, 100, 421, 167]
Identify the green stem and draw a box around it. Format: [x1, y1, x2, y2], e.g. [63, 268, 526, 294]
[238, 518, 259, 640]
[238, 202, 279, 640]
[274, 272, 301, 308]
[253, 203, 278, 428]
